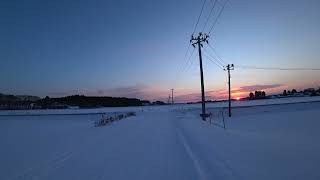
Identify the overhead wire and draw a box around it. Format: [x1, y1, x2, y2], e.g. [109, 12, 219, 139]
[179, 0, 208, 76]
[203, 51, 224, 70]
[208, 0, 230, 35]
[201, 0, 218, 32]
[236, 65, 320, 71]
[203, 48, 224, 67]
[192, 0, 208, 35]
[207, 42, 227, 65]
[179, 45, 193, 72]
[185, 51, 197, 71]
[204, 54, 224, 70]
[183, 48, 196, 72]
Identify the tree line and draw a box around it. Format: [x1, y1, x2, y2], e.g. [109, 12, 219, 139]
[38, 95, 145, 108]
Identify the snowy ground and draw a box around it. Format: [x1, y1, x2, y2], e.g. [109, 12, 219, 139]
[1, 97, 320, 180]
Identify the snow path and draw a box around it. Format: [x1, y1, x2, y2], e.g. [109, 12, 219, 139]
[1, 101, 320, 180]
[175, 128, 207, 180]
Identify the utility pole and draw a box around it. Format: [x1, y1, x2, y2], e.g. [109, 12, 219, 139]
[171, 89, 174, 104]
[168, 95, 171, 104]
[191, 32, 209, 120]
[225, 64, 234, 117]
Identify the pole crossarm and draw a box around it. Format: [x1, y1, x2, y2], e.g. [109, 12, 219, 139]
[224, 64, 234, 71]
[190, 33, 209, 47]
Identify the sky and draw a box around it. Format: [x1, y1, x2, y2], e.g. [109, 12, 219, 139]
[1, 0, 320, 102]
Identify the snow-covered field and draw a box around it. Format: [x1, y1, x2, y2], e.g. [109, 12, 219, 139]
[1, 96, 320, 116]
[1, 97, 320, 180]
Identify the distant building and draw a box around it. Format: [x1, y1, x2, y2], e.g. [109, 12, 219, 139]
[152, 101, 166, 105]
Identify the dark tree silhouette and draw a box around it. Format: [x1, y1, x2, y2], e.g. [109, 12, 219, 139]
[254, 91, 259, 98]
[283, 90, 287, 96]
[36, 95, 144, 108]
[249, 92, 254, 100]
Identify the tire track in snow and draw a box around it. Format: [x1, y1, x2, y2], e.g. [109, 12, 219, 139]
[9, 151, 73, 180]
[176, 128, 208, 180]
[12, 134, 109, 180]
[175, 112, 243, 180]
[7, 118, 111, 180]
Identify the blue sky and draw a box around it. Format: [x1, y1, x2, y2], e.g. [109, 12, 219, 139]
[1, 0, 320, 102]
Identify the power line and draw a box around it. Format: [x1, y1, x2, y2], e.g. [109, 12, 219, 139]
[201, 0, 218, 32]
[205, 55, 224, 70]
[207, 42, 228, 65]
[183, 44, 191, 63]
[173, 0, 211, 96]
[203, 51, 224, 70]
[192, 0, 207, 35]
[183, 48, 196, 72]
[208, 0, 230, 35]
[179, 0, 208, 81]
[236, 65, 320, 71]
[203, 48, 224, 67]
[185, 52, 197, 71]
[173, 48, 195, 89]
[206, 46, 226, 67]
[179, 41, 194, 71]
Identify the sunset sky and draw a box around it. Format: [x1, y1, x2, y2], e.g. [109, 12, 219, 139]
[1, 0, 320, 102]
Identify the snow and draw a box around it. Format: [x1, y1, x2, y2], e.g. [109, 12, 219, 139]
[0, 97, 320, 180]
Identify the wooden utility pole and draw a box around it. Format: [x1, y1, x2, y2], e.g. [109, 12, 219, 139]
[171, 89, 174, 104]
[225, 64, 234, 117]
[191, 32, 209, 120]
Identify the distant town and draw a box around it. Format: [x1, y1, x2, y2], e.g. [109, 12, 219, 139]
[246, 87, 320, 100]
[1, 87, 319, 110]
